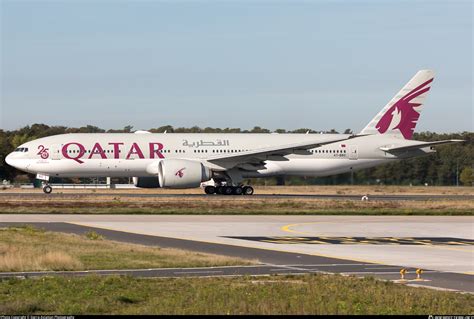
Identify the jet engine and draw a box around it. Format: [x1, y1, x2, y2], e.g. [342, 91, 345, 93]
[133, 176, 160, 188]
[158, 159, 212, 188]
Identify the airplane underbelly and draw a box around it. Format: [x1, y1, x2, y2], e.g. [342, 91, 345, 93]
[279, 159, 356, 176]
[245, 158, 390, 178]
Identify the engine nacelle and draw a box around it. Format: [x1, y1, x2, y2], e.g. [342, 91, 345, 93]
[133, 176, 160, 188]
[158, 159, 211, 188]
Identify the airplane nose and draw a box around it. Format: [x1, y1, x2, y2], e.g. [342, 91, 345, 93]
[5, 153, 28, 171]
[5, 153, 14, 166]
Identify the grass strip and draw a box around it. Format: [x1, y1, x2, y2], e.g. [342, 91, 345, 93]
[0, 274, 472, 315]
[0, 226, 254, 272]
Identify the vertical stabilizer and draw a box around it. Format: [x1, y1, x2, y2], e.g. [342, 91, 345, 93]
[359, 70, 435, 139]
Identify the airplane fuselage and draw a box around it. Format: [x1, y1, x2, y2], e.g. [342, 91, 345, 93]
[5, 132, 432, 179]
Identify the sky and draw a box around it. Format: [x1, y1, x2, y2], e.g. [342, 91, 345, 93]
[1, 0, 472, 133]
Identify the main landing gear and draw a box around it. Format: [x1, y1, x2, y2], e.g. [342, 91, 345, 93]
[204, 185, 254, 196]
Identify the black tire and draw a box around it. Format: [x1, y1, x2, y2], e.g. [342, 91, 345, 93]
[217, 186, 224, 194]
[223, 186, 234, 195]
[233, 187, 243, 195]
[204, 186, 216, 195]
[243, 186, 254, 195]
[43, 185, 52, 194]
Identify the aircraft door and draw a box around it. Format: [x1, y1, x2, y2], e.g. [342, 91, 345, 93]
[349, 145, 358, 160]
[50, 144, 62, 160]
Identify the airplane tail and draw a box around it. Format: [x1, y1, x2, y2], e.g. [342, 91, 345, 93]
[359, 70, 435, 139]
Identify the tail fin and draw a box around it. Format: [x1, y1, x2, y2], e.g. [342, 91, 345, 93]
[359, 70, 435, 139]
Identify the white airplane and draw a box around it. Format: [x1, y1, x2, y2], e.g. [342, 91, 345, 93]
[6, 70, 462, 195]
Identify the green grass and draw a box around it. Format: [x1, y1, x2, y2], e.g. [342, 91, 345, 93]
[1, 195, 473, 215]
[0, 275, 472, 314]
[0, 226, 254, 272]
[3, 209, 473, 215]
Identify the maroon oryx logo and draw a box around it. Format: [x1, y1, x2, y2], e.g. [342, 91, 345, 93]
[37, 145, 49, 159]
[175, 167, 186, 178]
[376, 78, 433, 139]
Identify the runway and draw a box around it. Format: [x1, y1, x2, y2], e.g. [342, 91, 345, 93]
[0, 214, 472, 292]
[1, 192, 473, 201]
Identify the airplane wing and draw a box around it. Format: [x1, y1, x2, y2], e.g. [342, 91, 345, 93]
[206, 136, 351, 169]
[379, 139, 464, 152]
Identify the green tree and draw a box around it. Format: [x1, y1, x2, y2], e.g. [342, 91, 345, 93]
[460, 167, 473, 186]
[249, 126, 270, 133]
[123, 125, 134, 133]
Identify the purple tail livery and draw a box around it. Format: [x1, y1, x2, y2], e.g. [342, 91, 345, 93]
[359, 70, 435, 139]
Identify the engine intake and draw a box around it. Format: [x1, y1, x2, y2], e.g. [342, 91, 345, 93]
[158, 159, 211, 188]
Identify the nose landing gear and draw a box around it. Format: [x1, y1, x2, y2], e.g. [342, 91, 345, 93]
[42, 184, 53, 194]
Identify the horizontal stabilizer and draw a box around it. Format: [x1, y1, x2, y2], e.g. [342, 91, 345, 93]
[379, 139, 464, 152]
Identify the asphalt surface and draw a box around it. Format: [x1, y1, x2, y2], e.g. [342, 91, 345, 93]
[1, 222, 472, 293]
[0, 192, 473, 201]
[227, 236, 474, 245]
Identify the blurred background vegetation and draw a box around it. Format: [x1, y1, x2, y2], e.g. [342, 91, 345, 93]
[0, 124, 472, 186]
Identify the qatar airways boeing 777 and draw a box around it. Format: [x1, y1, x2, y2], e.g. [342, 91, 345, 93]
[6, 70, 462, 195]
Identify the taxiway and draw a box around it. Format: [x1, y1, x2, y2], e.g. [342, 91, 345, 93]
[0, 214, 472, 292]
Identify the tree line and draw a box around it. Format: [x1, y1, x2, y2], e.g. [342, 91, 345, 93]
[0, 124, 472, 186]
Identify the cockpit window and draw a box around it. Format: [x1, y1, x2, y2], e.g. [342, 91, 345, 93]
[14, 147, 28, 152]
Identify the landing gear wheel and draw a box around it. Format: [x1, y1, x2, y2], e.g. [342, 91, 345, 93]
[204, 186, 216, 195]
[233, 187, 243, 195]
[223, 186, 234, 195]
[42, 185, 52, 194]
[242, 186, 254, 195]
